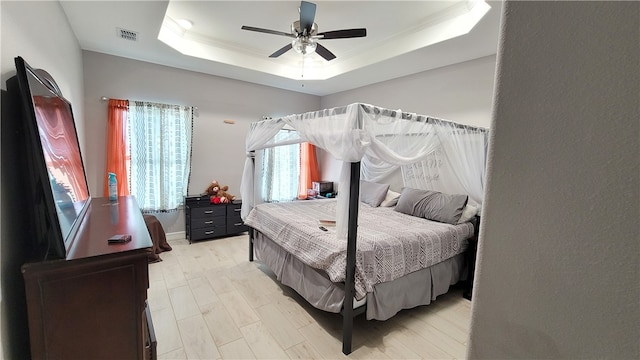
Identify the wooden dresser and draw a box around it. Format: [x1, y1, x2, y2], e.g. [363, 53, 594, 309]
[185, 195, 248, 243]
[21, 196, 156, 359]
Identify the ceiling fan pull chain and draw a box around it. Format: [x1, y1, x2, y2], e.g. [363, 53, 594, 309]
[301, 55, 306, 88]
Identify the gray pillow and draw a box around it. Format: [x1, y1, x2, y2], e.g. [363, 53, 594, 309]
[395, 187, 468, 224]
[359, 180, 390, 207]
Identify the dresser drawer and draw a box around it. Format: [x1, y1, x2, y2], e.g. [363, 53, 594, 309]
[190, 206, 226, 218]
[190, 226, 227, 240]
[227, 223, 248, 235]
[191, 216, 225, 229]
[226, 215, 248, 234]
[185, 195, 211, 207]
[226, 203, 243, 216]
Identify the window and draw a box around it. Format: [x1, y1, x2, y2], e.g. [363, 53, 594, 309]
[127, 101, 193, 211]
[260, 130, 300, 202]
[105, 99, 193, 212]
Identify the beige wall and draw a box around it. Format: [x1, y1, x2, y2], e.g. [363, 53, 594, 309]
[469, 1, 639, 358]
[322, 55, 497, 129]
[1, 1, 85, 146]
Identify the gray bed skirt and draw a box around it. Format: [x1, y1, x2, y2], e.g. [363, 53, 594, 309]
[253, 231, 467, 321]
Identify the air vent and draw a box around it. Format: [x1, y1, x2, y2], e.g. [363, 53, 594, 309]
[117, 28, 138, 41]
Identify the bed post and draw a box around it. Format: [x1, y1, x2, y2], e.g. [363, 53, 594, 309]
[249, 152, 255, 262]
[342, 161, 360, 355]
[249, 227, 254, 262]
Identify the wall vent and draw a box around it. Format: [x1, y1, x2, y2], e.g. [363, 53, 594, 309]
[117, 28, 138, 41]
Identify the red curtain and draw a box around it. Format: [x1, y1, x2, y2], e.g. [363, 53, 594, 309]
[104, 99, 130, 197]
[298, 142, 320, 199]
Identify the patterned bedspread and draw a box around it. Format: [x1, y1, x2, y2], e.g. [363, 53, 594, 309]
[244, 199, 473, 300]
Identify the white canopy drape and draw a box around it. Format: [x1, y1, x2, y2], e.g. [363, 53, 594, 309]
[240, 103, 488, 238]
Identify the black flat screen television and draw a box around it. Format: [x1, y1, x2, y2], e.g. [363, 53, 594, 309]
[9, 56, 91, 260]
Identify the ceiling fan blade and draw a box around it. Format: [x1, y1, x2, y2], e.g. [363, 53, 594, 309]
[269, 43, 293, 58]
[299, 1, 316, 34]
[317, 28, 367, 39]
[315, 43, 336, 61]
[241, 25, 295, 38]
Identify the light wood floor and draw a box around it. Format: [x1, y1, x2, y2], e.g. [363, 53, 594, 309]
[148, 234, 472, 359]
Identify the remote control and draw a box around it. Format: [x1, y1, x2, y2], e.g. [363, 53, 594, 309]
[108, 234, 132, 244]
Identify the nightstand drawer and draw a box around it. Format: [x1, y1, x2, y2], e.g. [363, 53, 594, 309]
[190, 206, 226, 218]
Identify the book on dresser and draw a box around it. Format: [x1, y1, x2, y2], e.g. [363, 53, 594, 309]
[184, 195, 248, 243]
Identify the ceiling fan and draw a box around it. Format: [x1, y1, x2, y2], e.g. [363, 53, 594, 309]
[241, 1, 367, 61]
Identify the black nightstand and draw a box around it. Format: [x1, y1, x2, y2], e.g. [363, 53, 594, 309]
[463, 216, 480, 300]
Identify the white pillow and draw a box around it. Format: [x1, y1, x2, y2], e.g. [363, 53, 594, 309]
[457, 204, 478, 224]
[380, 190, 401, 207]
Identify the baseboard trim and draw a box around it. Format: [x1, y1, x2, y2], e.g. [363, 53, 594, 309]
[166, 231, 185, 241]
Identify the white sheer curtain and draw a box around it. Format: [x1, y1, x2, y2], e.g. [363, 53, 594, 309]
[259, 130, 300, 202]
[360, 112, 442, 182]
[128, 101, 193, 212]
[240, 120, 295, 218]
[401, 124, 487, 206]
[240, 103, 488, 237]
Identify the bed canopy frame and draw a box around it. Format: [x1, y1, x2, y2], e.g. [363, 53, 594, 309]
[240, 102, 488, 354]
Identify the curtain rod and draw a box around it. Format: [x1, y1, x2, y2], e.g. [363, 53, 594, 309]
[100, 96, 198, 111]
[358, 103, 488, 133]
[262, 103, 488, 133]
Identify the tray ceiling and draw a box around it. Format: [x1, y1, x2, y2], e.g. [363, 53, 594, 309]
[61, 1, 502, 96]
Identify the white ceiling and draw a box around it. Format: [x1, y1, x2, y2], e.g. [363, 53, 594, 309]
[60, 1, 502, 96]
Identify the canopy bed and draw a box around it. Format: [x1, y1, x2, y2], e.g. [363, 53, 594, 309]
[240, 103, 488, 354]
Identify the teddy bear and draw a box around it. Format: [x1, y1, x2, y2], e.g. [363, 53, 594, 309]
[205, 180, 236, 204]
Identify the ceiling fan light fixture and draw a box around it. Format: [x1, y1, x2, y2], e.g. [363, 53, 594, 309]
[291, 37, 318, 55]
[292, 37, 317, 55]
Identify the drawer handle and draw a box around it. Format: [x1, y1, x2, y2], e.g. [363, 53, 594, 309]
[205, 231, 215, 235]
[204, 210, 213, 214]
[234, 222, 243, 226]
[204, 221, 213, 224]
[233, 208, 241, 212]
